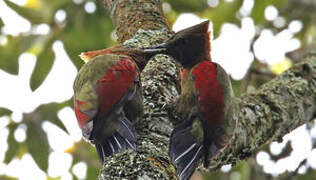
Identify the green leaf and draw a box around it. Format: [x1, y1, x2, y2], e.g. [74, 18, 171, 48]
[46, 177, 61, 180]
[70, 141, 99, 179]
[297, 169, 316, 180]
[11, 101, 72, 171]
[4, 0, 76, 24]
[250, 0, 270, 24]
[3, 0, 51, 24]
[204, 0, 243, 37]
[0, 107, 12, 117]
[30, 44, 55, 91]
[25, 119, 49, 171]
[4, 123, 20, 163]
[0, 175, 18, 180]
[87, 166, 98, 180]
[71, 173, 79, 180]
[29, 22, 61, 91]
[22, 101, 73, 171]
[0, 36, 20, 74]
[250, 0, 289, 24]
[0, 18, 4, 29]
[231, 161, 251, 180]
[42, 0, 73, 10]
[61, 5, 114, 69]
[0, 35, 40, 74]
[23, 100, 72, 133]
[165, 0, 209, 12]
[71, 141, 99, 167]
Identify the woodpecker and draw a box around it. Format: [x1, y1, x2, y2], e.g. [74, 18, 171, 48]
[73, 47, 163, 163]
[151, 21, 235, 180]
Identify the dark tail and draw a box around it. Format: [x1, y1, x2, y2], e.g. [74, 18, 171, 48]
[169, 119, 204, 180]
[95, 115, 137, 163]
[202, 136, 220, 168]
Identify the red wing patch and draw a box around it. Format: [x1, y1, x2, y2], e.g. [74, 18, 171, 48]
[74, 99, 91, 129]
[96, 57, 138, 116]
[191, 61, 225, 129]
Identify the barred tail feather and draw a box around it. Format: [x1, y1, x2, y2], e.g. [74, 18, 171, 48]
[95, 115, 137, 163]
[203, 142, 220, 168]
[169, 120, 204, 180]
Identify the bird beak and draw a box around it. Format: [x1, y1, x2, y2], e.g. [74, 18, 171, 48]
[79, 52, 91, 63]
[141, 43, 168, 53]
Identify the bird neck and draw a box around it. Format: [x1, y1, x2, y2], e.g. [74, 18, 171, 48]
[182, 54, 211, 69]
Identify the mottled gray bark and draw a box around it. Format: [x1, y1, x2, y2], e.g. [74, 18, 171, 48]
[99, 0, 178, 179]
[99, 0, 316, 179]
[207, 53, 316, 169]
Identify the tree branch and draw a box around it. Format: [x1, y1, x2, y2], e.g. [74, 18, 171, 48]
[98, 0, 316, 179]
[207, 52, 316, 170]
[104, 0, 170, 43]
[99, 0, 178, 179]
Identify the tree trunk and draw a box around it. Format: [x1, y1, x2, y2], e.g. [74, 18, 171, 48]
[99, 0, 316, 179]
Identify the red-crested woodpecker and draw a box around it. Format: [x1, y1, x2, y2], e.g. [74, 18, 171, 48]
[73, 47, 162, 163]
[152, 21, 235, 180]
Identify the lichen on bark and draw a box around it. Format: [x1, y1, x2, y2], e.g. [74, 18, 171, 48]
[99, 0, 178, 179]
[104, 0, 170, 43]
[99, 0, 316, 179]
[207, 53, 316, 170]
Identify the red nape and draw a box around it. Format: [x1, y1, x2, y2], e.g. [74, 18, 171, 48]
[192, 61, 225, 128]
[96, 57, 138, 117]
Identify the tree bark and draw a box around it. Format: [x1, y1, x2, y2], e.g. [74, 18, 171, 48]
[99, 0, 316, 179]
[99, 0, 178, 179]
[207, 52, 316, 169]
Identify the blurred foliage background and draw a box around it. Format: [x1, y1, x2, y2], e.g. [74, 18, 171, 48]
[0, 0, 315, 179]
